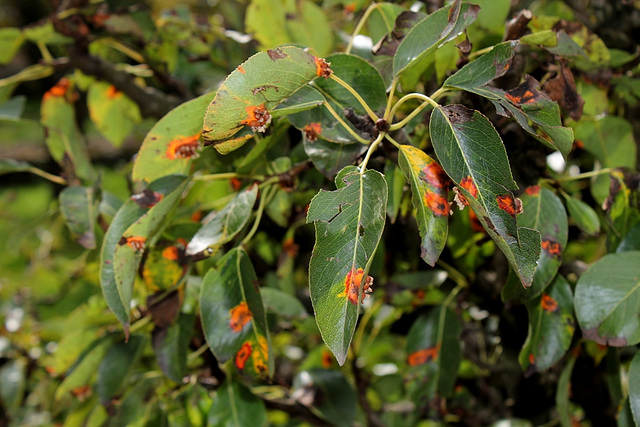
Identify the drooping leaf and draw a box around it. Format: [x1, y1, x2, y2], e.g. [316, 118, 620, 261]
[292, 369, 357, 427]
[186, 185, 258, 257]
[304, 136, 367, 179]
[203, 46, 325, 154]
[430, 104, 540, 287]
[398, 145, 450, 266]
[406, 306, 462, 399]
[200, 248, 273, 379]
[208, 380, 267, 427]
[393, 0, 479, 76]
[97, 335, 146, 403]
[564, 194, 600, 236]
[152, 313, 194, 383]
[502, 185, 568, 303]
[575, 251, 640, 346]
[368, 3, 407, 45]
[0, 159, 32, 175]
[87, 81, 141, 147]
[519, 275, 575, 373]
[307, 166, 388, 365]
[132, 91, 216, 183]
[0, 96, 26, 119]
[59, 186, 99, 249]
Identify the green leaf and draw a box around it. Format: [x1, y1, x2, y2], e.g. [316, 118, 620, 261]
[607, 170, 640, 252]
[564, 194, 600, 235]
[22, 21, 72, 45]
[393, 0, 479, 76]
[202, 46, 322, 154]
[555, 351, 577, 427]
[304, 137, 367, 179]
[87, 81, 141, 147]
[0, 28, 24, 65]
[574, 116, 637, 170]
[152, 313, 194, 382]
[0, 158, 32, 175]
[0, 358, 26, 413]
[59, 186, 99, 249]
[629, 351, 640, 425]
[575, 251, 640, 346]
[430, 104, 541, 287]
[406, 306, 461, 397]
[444, 41, 518, 91]
[208, 380, 267, 427]
[186, 185, 258, 257]
[398, 145, 450, 266]
[618, 223, 640, 254]
[132, 91, 215, 183]
[113, 176, 188, 326]
[200, 248, 273, 378]
[384, 159, 405, 223]
[271, 84, 325, 118]
[519, 275, 575, 373]
[260, 287, 307, 318]
[284, 0, 334, 56]
[368, 3, 407, 44]
[292, 369, 357, 427]
[0, 96, 25, 119]
[55, 337, 112, 402]
[307, 166, 388, 365]
[502, 185, 568, 303]
[97, 335, 146, 403]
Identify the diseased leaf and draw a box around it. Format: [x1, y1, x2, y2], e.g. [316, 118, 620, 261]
[200, 248, 273, 379]
[186, 185, 258, 257]
[55, 337, 112, 402]
[430, 104, 541, 287]
[398, 145, 450, 266]
[502, 185, 568, 303]
[97, 336, 146, 403]
[203, 46, 325, 154]
[59, 186, 99, 249]
[368, 3, 407, 45]
[575, 251, 640, 347]
[564, 194, 600, 236]
[208, 380, 267, 427]
[292, 369, 357, 427]
[393, 0, 479, 76]
[87, 81, 141, 147]
[444, 41, 518, 91]
[132, 91, 215, 183]
[307, 166, 388, 365]
[519, 276, 575, 373]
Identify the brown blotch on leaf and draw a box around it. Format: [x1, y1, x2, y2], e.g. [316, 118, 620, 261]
[131, 189, 164, 208]
[106, 85, 121, 99]
[120, 236, 146, 251]
[237, 65, 246, 74]
[303, 122, 322, 142]
[582, 327, 628, 347]
[525, 185, 541, 196]
[425, 191, 450, 217]
[166, 133, 201, 159]
[242, 104, 271, 132]
[267, 48, 287, 61]
[148, 289, 181, 328]
[373, 11, 423, 56]
[504, 9, 533, 41]
[543, 63, 584, 121]
[541, 293, 559, 312]
[344, 268, 373, 305]
[314, 56, 333, 78]
[506, 75, 549, 106]
[443, 104, 474, 124]
[541, 239, 562, 257]
[496, 194, 522, 217]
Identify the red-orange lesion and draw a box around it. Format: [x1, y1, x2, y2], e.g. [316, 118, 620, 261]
[342, 268, 373, 305]
[420, 161, 450, 189]
[314, 57, 333, 78]
[303, 122, 322, 142]
[242, 104, 271, 132]
[237, 65, 246, 74]
[525, 185, 541, 196]
[407, 344, 440, 366]
[235, 342, 252, 370]
[166, 133, 201, 159]
[106, 85, 121, 99]
[425, 191, 450, 216]
[496, 194, 522, 217]
[321, 349, 334, 368]
[43, 77, 72, 101]
[161, 246, 179, 261]
[541, 293, 559, 312]
[454, 176, 478, 208]
[506, 89, 536, 105]
[229, 301, 253, 332]
[541, 239, 562, 257]
[528, 353, 535, 365]
[120, 236, 146, 251]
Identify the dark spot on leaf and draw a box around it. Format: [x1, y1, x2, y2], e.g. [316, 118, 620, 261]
[541, 239, 562, 258]
[147, 289, 180, 328]
[252, 85, 278, 96]
[505, 75, 550, 106]
[267, 48, 286, 61]
[541, 293, 559, 312]
[543, 64, 584, 121]
[372, 11, 424, 56]
[131, 189, 164, 208]
[442, 104, 474, 124]
[582, 327, 628, 347]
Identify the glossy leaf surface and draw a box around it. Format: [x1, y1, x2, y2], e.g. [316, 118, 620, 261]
[186, 185, 258, 257]
[575, 251, 640, 346]
[398, 145, 450, 266]
[430, 104, 540, 287]
[132, 91, 215, 183]
[564, 195, 600, 235]
[59, 186, 99, 249]
[393, 1, 479, 76]
[307, 166, 388, 365]
[208, 380, 267, 427]
[203, 46, 321, 154]
[200, 248, 273, 378]
[519, 276, 575, 373]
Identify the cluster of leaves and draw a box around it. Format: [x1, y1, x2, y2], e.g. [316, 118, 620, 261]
[2, 0, 640, 426]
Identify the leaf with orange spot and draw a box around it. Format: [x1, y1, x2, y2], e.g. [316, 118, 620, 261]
[398, 145, 450, 266]
[519, 276, 575, 372]
[132, 91, 215, 183]
[87, 81, 141, 147]
[200, 248, 273, 379]
[141, 241, 186, 291]
[406, 307, 461, 399]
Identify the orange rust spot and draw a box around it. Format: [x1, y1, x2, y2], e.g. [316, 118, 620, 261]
[343, 268, 373, 305]
[106, 85, 121, 99]
[282, 237, 299, 257]
[525, 185, 541, 196]
[314, 56, 333, 78]
[242, 104, 271, 132]
[344, 2, 356, 14]
[455, 176, 478, 208]
[421, 161, 450, 189]
[541, 293, 559, 312]
[43, 78, 71, 101]
[574, 140, 584, 149]
[229, 301, 253, 332]
[166, 133, 201, 160]
[541, 239, 562, 256]
[162, 246, 179, 261]
[321, 350, 333, 368]
[71, 385, 92, 401]
[122, 236, 146, 251]
[496, 194, 519, 216]
[177, 237, 188, 246]
[407, 345, 440, 366]
[235, 342, 252, 370]
[230, 178, 242, 192]
[303, 122, 322, 142]
[191, 210, 203, 222]
[528, 353, 535, 365]
[237, 65, 246, 74]
[425, 191, 450, 216]
[45, 366, 57, 376]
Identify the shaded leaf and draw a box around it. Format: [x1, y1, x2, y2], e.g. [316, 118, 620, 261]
[261, 287, 307, 318]
[430, 104, 540, 287]
[398, 145, 450, 266]
[385, 159, 405, 224]
[543, 64, 584, 121]
[574, 116, 636, 171]
[0, 158, 32, 175]
[393, 0, 479, 76]
[59, 186, 99, 249]
[564, 194, 600, 236]
[555, 351, 577, 427]
[55, 337, 111, 402]
[0, 28, 24, 65]
[307, 166, 388, 365]
[372, 10, 425, 57]
[271, 84, 325, 118]
[186, 185, 258, 257]
[97, 335, 146, 403]
[132, 91, 215, 183]
[87, 82, 141, 147]
[152, 313, 194, 383]
[444, 41, 518, 91]
[606, 170, 640, 252]
[208, 380, 267, 427]
[304, 136, 367, 179]
[0, 358, 26, 413]
[200, 248, 273, 378]
[519, 276, 575, 373]
[368, 3, 407, 46]
[203, 46, 323, 154]
[629, 351, 640, 425]
[575, 251, 640, 346]
[0, 96, 26, 119]
[292, 369, 357, 427]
